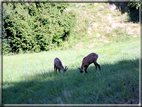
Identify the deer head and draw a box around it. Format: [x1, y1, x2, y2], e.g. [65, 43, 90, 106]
[63, 66, 68, 73]
[78, 68, 83, 73]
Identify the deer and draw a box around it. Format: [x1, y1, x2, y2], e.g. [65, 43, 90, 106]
[78, 53, 101, 73]
[54, 57, 68, 73]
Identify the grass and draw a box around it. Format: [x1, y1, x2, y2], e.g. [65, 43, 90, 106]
[3, 36, 140, 104]
[2, 3, 140, 105]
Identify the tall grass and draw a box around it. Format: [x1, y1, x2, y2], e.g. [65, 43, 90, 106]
[3, 36, 140, 104]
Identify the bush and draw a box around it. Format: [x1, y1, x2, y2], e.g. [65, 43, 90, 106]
[3, 3, 77, 54]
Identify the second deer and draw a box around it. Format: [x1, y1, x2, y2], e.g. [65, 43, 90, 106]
[78, 53, 101, 73]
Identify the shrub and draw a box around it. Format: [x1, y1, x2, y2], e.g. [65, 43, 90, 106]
[3, 3, 77, 54]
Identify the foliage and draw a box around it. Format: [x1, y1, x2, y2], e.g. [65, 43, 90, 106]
[3, 3, 76, 54]
[128, 1, 141, 10]
[2, 2, 140, 54]
[127, 2, 141, 22]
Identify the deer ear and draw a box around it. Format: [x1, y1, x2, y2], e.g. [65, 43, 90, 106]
[66, 66, 68, 70]
[65, 66, 68, 71]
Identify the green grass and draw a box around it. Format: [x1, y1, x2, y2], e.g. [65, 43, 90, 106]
[2, 3, 140, 105]
[3, 36, 140, 104]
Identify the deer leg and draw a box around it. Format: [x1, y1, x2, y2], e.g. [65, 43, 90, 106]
[58, 69, 60, 73]
[96, 62, 101, 71]
[94, 62, 97, 70]
[54, 65, 57, 73]
[84, 66, 88, 73]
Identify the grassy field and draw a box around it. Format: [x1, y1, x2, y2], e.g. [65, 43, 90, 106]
[2, 3, 140, 105]
[3, 35, 140, 104]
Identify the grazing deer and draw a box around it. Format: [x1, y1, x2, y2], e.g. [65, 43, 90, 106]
[54, 57, 68, 73]
[78, 53, 101, 73]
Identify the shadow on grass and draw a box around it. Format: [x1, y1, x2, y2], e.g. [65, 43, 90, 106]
[2, 58, 139, 104]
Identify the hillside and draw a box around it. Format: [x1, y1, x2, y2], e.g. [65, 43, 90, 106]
[61, 3, 140, 50]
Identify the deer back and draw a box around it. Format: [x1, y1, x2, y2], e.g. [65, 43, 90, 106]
[54, 57, 64, 70]
[81, 53, 98, 67]
[85, 53, 98, 64]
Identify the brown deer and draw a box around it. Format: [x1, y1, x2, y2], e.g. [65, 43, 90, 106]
[54, 57, 68, 73]
[78, 53, 101, 73]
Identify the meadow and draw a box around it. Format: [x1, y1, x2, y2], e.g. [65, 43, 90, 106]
[3, 35, 140, 104]
[2, 3, 140, 105]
